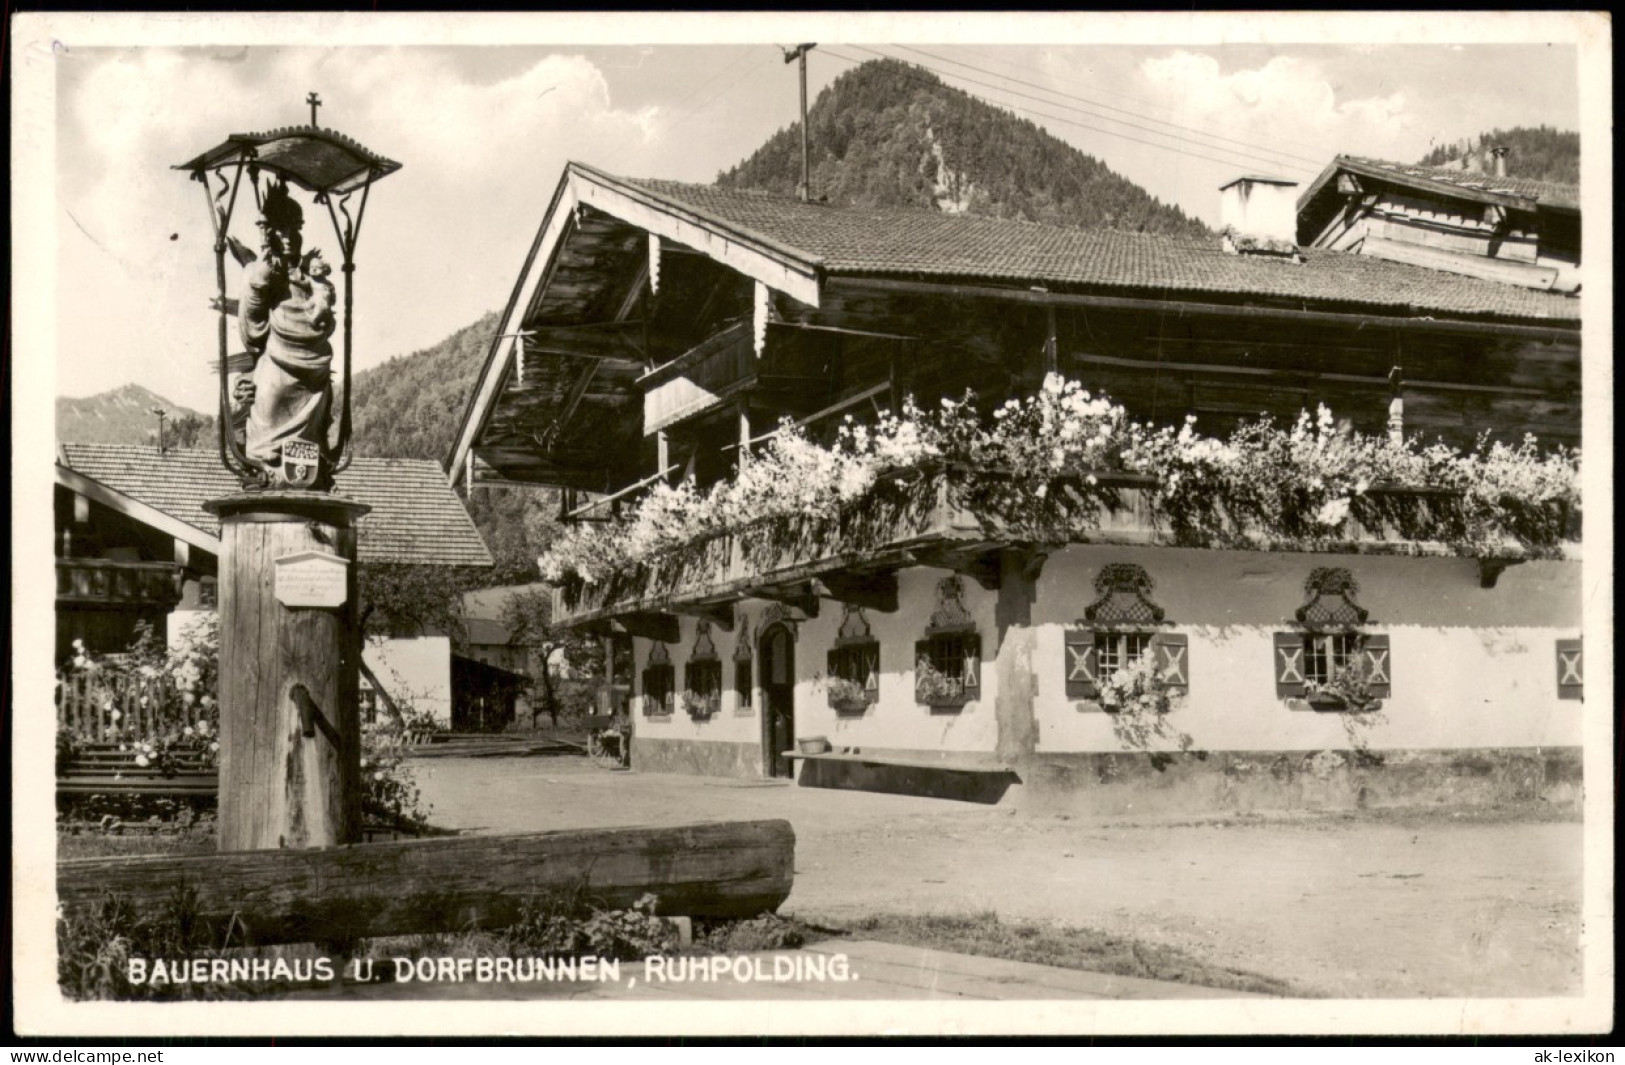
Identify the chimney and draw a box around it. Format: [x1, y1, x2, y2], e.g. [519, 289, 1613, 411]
[1218, 175, 1301, 259]
[1490, 146, 1508, 178]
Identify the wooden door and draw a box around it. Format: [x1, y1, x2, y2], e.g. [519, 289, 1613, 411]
[760, 623, 795, 778]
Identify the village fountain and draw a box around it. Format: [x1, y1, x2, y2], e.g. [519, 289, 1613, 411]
[178, 96, 399, 850]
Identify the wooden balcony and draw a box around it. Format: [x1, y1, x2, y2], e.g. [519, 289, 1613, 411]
[555, 467, 1580, 628]
[56, 559, 185, 609]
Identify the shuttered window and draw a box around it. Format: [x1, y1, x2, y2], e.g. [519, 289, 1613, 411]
[1556, 638, 1582, 701]
[914, 631, 982, 707]
[1276, 631, 1391, 706]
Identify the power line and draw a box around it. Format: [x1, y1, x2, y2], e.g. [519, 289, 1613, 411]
[949, 44, 1343, 165]
[817, 47, 1317, 178]
[889, 44, 1328, 170]
[847, 44, 1319, 176]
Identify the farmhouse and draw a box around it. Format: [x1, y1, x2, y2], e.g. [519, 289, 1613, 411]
[449, 162, 1583, 811]
[1296, 153, 1580, 293]
[55, 444, 495, 728]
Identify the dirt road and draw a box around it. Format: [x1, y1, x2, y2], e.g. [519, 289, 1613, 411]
[412, 755, 1583, 999]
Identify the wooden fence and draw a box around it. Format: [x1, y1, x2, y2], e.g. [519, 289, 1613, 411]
[56, 670, 194, 740]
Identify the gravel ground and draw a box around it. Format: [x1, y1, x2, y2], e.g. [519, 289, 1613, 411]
[412, 754, 1584, 999]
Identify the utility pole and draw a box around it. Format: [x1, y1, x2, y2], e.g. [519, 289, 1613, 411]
[150, 407, 168, 454]
[783, 44, 816, 202]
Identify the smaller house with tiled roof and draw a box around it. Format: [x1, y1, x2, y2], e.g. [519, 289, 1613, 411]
[55, 444, 493, 726]
[445, 160, 1582, 809]
[1296, 153, 1581, 293]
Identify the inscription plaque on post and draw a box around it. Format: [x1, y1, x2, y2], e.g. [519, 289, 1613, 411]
[274, 551, 350, 609]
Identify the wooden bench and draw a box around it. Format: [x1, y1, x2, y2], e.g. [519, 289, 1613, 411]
[58, 743, 218, 797]
[782, 749, 1018, 804]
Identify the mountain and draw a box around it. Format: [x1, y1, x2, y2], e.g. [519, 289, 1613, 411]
[717, 58, 1210, 238]
[57, 384, 207, 446]
[1416, 126, 1579, 186]
[350, 310, 502, 463]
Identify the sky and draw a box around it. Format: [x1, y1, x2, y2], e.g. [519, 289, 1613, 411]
[41, 16, 1587, 415]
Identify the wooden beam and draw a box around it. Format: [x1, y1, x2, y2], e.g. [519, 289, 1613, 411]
[570, 164, 822, 306]
[675, 602, 734, 632]
[1065, 350, 1556, 399]
[832, 277, 1579, 339]
[910, 545, 1004, 591]
[617, 611, 681, 643]
[58, 820, 795, 946]
[813, 570, 899, 614]
[519, 322, 646, 361]
[752, 585, 821, 618]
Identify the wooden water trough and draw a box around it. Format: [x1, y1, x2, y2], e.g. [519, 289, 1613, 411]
[58, 819, 794, 947]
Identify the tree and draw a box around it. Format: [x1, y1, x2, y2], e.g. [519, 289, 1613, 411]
[501, 587, 602, 728]
[357, 563, 479, 647]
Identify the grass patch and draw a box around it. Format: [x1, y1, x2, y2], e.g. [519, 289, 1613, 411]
[838, 910, 1302, 997]
[58, 828, 217, 861]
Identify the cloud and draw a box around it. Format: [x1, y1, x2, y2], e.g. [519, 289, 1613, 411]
[55, 46, 663, 411]
[1136, 51, 1419, 164]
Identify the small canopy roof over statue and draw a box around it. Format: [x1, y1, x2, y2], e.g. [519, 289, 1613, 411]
[174, 96, 401, 196]
[176, 94, 399, 492]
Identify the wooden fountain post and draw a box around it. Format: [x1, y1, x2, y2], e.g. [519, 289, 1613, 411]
[204, 490, 370, 851]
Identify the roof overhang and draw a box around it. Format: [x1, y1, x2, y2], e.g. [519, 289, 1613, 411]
[447, 162, 825, 486]
[1297, 155, 1561, 216]
[56, 463, 222, 557]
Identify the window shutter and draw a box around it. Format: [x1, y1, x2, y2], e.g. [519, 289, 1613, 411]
[1361, 634, 1391, 698]
[863, 645, 880, 705]
[1274, 632, 1306, 698]
[1064, 628, 1097, 698]
[1153, 632, 1189, 690]
[827, 647, 839, 679]
[962, 633, 982, 696]
[1556, 638, 1583, 701]
[914, 639, 932, 701]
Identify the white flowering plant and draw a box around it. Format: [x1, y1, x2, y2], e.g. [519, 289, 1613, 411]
[538, 376, 1580, 588]
[1096, 655, 1196, 770]
[59, 620, 222, 773]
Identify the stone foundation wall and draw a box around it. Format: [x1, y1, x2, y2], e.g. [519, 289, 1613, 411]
[1008, 746, 1583, 817]
[632, 736, 764, 780]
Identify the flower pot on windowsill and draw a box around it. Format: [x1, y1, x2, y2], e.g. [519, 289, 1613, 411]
[824, 677, 870, 714]
[681, 693, 720, 719]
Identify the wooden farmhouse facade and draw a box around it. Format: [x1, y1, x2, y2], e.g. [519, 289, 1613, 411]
[451, 162, 1583, 812]
[1297, 154, 1580, 294]
[56, 445, 495, 729]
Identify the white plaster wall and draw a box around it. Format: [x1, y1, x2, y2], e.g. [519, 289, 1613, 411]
[1032, 546, 1583, 754]
[790, 568, 1000, 754]
[167, 608, 212, 648]
[363, 635, 452, 726]
[631, 613, 762, 746]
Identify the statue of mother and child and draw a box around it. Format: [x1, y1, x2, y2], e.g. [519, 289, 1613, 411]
[228, 179, 339, 490]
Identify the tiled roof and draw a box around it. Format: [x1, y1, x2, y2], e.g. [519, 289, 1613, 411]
[1337, 155, 1579, 210]
[614, 173, 1579, 322]
[59, 444, 492, 568]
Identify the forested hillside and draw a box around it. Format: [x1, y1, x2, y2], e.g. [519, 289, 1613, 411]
[717, 58, 1209, 237]
[1417, 126, 1579, 185]
[350, 310, 502, 462]
[347, 309, 556, 581]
